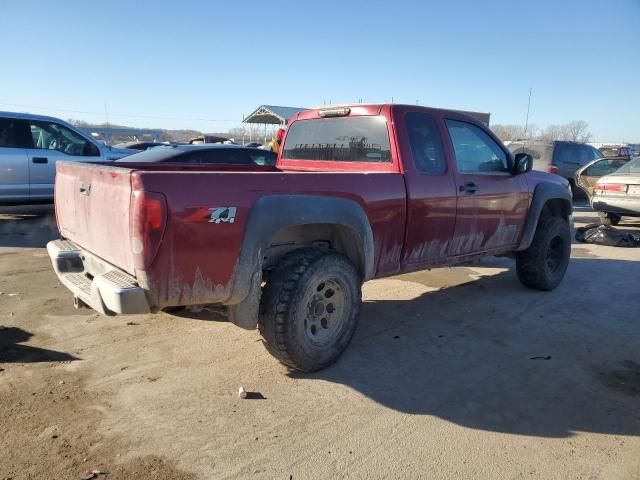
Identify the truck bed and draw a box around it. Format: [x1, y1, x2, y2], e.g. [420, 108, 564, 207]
[54, 161, 407, 311]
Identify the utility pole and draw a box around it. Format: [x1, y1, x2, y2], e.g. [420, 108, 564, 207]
[524, 87, 532, 138]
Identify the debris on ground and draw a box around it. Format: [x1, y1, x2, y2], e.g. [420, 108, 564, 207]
[575, 223, 640, 247]
[530, 356, 552, 360]
[81, 469, 104, 479]
[238, 386, 247, 399]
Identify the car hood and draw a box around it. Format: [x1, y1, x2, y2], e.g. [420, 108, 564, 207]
[104, 147, 138, 160]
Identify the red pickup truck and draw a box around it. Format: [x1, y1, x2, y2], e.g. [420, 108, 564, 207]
[48, 104, 572, 371]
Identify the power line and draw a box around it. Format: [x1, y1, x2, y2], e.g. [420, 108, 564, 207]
[0, 101, 238, 123]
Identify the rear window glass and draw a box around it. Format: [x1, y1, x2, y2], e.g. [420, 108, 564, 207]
[282, 116, 391, 163]
[613, 157, 640, 175]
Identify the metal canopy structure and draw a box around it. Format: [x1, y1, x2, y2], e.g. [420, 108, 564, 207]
[243, 105, 307, 125]
[80, 126, 163, 143]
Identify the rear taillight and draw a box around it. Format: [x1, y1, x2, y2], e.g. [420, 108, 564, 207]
[594, 183, 627, 193]
[547, 165, 559, 174]
[130, 190, 168, 269]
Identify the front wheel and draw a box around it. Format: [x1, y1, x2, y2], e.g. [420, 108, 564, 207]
[259, 248, 362, 372]
[516, 216, 571, 291]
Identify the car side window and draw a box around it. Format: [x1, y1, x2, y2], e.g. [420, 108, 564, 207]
[0, 118, 33, 148]
[29, 121, 99, 156]
[406, 112, 446, 175]
[555, 144, 574, 164]
[249, 151, 276, 166]
[445, 119, 509, 174]
[578, 145, 595, 165]
[584, 159, 628, 176]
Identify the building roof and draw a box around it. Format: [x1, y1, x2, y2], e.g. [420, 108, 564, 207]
[243, 105, 307, 125]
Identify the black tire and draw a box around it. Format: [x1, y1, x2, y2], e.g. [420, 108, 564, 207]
[516, 215, 571, 291]
[599, 212, 621, 226]
[258, 248, 362, 372]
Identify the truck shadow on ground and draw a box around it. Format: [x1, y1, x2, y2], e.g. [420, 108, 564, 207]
[291, 257, 640, 438]
[0, 326, 79, 363]
[0, 205, 58, 248]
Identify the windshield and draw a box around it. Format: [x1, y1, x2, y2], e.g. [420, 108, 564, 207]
[612, 157, 640, 175]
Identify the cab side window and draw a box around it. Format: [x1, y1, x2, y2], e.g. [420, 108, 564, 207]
[445, 119, 509, 173]
[29, 121, 99, 156]
[0, 118, 33, 148]
[406, 112, 446, 175]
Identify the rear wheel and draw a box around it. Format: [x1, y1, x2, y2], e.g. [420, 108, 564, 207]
[516, 215, 571, 291]
[259, 248, 362, 372]
[599, 212, 621, 226]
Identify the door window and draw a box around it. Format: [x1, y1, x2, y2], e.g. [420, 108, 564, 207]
[29, 121, 99, 156]
[0, 118, 32, 148]
[445, 119, 509, 173]
[584, 159, 629, 176]
[406, 112, 446, 175]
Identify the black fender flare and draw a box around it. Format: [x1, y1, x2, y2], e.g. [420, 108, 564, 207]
[516, 182, 572, 251]
[228, 194, 375, 305]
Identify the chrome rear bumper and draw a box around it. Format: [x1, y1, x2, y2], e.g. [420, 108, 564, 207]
[47, 239, 150, 315]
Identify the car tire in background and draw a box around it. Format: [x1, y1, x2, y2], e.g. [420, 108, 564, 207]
[258, 248, 361, 372]
[516, 215, 571, 291]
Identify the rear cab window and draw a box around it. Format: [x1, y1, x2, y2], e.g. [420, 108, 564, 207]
[280, 114, 394, 170]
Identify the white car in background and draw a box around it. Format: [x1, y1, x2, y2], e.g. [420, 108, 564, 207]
[590, 157, 640, 225]
[0, 111, 136, 204]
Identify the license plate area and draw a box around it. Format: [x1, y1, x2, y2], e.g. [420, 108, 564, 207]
[628, 185, 640, 195]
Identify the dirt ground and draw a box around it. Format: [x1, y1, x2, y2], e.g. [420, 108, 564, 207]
[1, 203, 639, 480]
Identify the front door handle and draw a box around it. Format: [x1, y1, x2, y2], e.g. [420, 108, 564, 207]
[459, 182, 478, 194]
[32, 157, 48, 164]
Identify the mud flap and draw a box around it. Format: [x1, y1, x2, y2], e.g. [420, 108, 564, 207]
[227, 270, 262, 330]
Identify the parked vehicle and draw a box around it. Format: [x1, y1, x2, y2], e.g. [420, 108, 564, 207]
[115, 144, 277, 166]
[507, 140, 603, 194]
[574, 157, 630, 197]
[599, 146, 633, 160]
[112, 141, 170, 151]
[0, 111, 136, 204]
[47, 104, 573, 371]
[589, 156, 640, 225]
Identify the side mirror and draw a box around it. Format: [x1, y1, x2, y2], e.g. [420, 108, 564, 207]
[514, 153, 533, 174]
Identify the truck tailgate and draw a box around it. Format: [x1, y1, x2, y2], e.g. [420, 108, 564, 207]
[55, 161, 136, 275]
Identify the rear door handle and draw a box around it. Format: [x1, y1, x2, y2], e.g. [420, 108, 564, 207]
[32, 157, 48, 164]
[459, 182, 478, 194]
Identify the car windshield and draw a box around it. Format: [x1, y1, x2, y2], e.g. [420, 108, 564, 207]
[612, 157, 640, 175]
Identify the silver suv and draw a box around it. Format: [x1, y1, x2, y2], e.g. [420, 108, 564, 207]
[0, 111, 135, 204]
[507, 140, 603, 194]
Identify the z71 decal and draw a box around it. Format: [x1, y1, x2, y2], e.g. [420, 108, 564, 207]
[209, 207, 237, 224]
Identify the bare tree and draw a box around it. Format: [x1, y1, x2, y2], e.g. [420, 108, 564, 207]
[491, 124, 538, 142]
[538, 124, 565, 142]
[538, 121, 592, 142]
[563, 120, 592, 143]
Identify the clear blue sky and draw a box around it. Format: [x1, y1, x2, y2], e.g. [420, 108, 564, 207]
[1, 0, 639, 141]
